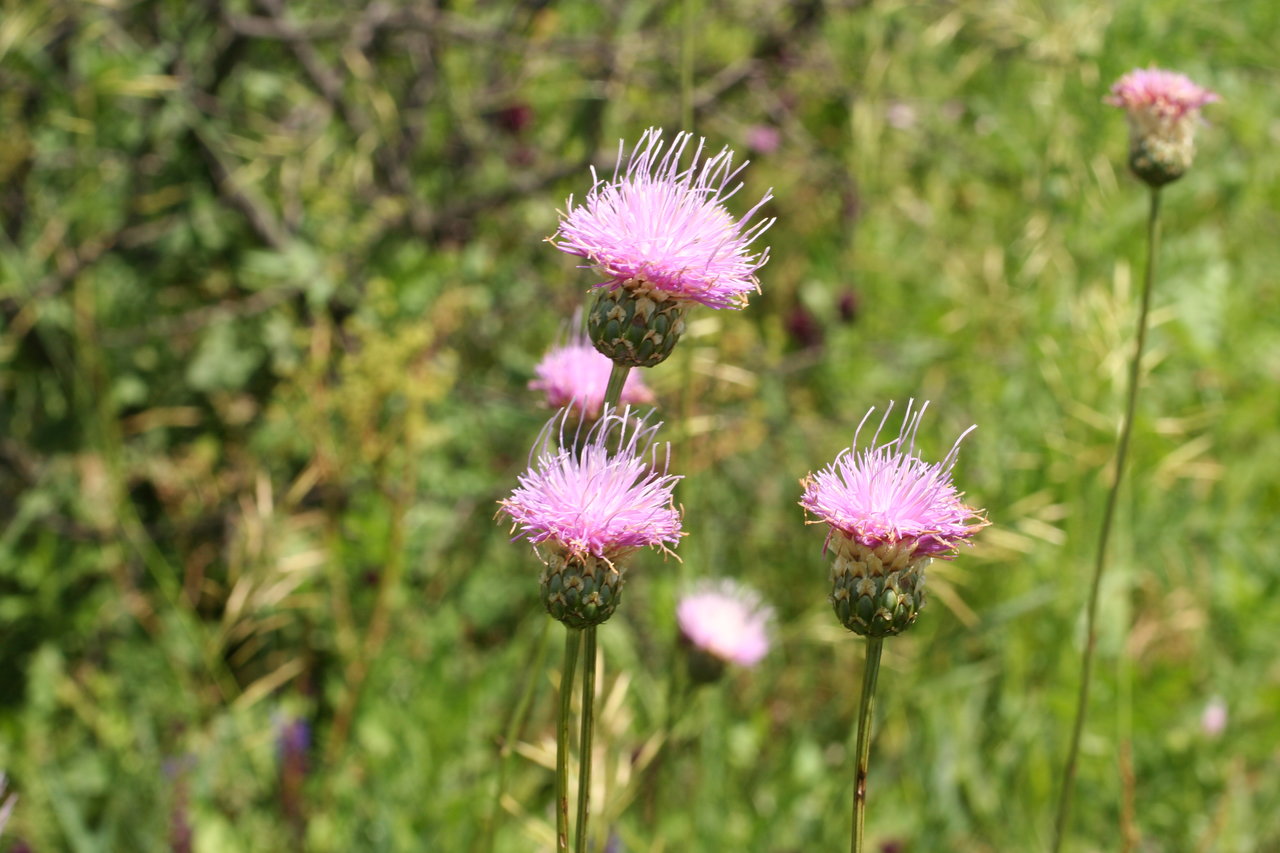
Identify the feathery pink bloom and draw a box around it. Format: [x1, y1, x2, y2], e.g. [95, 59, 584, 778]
[1105, 68, 1219, 119]
[552, 128, 774, 310]
[677, 579, 773, 667]
[500, 406, 684, 562]
[801, 401, 986, 559]
[530, 326, 655, 417]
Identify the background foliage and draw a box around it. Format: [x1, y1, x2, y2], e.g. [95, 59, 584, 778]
[2, 0, 1278, 850]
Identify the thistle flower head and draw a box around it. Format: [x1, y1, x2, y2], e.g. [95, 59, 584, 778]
[500, 405, 684, 564]
[1105, 67, 1219, 186]
[801, 401, 986, 560]
[676, 578, 773, 668]
[553, 127, 774, 310]
[801, 401, 986, 637]
[529, 321, 655, 417]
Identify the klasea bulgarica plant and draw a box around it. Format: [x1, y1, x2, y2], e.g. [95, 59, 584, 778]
[552, 128, 774, 367]
[501, 405, 684, 628]
[801, 401, 986, 853]
[801, 401, 986, 638]
[1105, 67, 1219, 187]
[1053, 68, 1219, 853]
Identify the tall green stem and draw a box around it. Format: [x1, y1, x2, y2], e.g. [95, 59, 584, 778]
[851, 637, 885, 853]
[557, 628, 583, 850]
[575, 627, 599, 853]
[1052, 187, 1162, 852]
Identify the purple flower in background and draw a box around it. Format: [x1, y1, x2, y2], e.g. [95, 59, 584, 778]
[677, 579, 773, 667]
[744, 124, 781, 154]
[530, 325, 655, 417]
[802, 401, 986, 560]
[553, 128, 774, 310]
[500, 406, 684, 563]
[1105, 67, 1219, 186]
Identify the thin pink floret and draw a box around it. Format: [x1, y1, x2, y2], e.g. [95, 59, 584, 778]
[801, 401, 986, 558]
[677, 579, 773, 667]
[553, 127, 774, 310]
[500, 406, 684, 561]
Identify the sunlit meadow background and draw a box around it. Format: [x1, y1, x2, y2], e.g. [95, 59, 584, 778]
[1, 0, 1278, 850]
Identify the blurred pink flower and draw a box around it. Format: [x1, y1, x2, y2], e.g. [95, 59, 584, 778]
[1105, 68, 1219, 119]
[744, 124, 781, 154]
[801, 401, 986, 559]
[499, 406, 683, 562]
[552, 127, 774, 310]
[1105, 67, 1219, 185]
[530, 326, 655, 417]
[677, 579, 773, 667]
[1201, 696, 1227, 737]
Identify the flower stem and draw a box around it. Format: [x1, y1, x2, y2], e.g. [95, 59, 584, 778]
[852, 637, 885, 853]
[575, 626, 599, 853]
[1052, 186, 1162, 852]
[557, 628, 583, 851]
[604, 362, 632, 411]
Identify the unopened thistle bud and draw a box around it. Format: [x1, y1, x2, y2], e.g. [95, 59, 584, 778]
[553, 128, 774, 367]
[801, 401, 987, 638]
[499, 406, 684, 628]
[1105, 68, 1219, 187]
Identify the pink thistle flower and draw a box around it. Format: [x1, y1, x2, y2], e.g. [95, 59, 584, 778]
[529, 324, 655, 418]
[676, 579, 774, 668]
[1105, 68, 1219, 120]
[801, 401, 986, 560]
[1105, 67, 1219, 186]
[500, 406, 684, 564]
[552, 127, 774, 310]
[801, 402, 986, 637]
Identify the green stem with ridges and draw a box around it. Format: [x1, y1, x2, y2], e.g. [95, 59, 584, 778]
[852, 637, 884, 853]
[1052, 186, 1162, 852]
[575, 626, 599, 853]
[557, 628, 583, 850]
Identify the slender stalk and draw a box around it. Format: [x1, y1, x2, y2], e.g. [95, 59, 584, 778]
[851, 637, 885, 853]
[1052, 187, 1163, 852]
[477, 619, 554, 853]
[575, 626, 599, 853]
[557, 628, 583, 850]
[603, 362, 631, 411]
